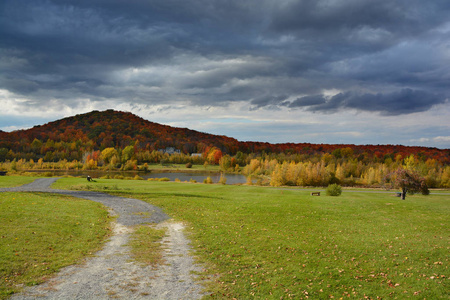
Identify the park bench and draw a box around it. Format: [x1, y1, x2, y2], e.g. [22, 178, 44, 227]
[0, 171, 6, 176]
[310, 192, 320, 196]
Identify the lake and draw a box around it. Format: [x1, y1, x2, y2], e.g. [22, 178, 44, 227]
[143, 172, 248, 184]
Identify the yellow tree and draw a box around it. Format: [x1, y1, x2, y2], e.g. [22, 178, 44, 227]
[404, 155, 418, 171]
[270, 162, 287, 187]
[335, 164, 345, 182]
[101, 147, 118, 165]
[440, 166, 450, 188]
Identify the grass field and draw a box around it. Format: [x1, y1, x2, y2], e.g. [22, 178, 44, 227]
[0, 176, 37, 188]
[0, 191, 112, 299]
[51, 178, 449, 299]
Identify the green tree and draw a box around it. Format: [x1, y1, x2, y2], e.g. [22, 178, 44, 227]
[219, 155, 232, 171]
[122, 145, 135, 163]
[0, 148, 8, 162]
[326, 184, 342, 196]
[30, 138, 43, 153]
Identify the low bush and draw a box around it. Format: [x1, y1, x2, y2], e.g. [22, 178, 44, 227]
[204, 176, 213, 184]
[326, 183, 342, 196]
[219, 174, 227, 185]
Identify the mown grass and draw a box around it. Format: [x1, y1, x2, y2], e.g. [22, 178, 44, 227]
[0, 192, 112, 299]
[54, 178, 450, 299]
[0, 176, 37, 188]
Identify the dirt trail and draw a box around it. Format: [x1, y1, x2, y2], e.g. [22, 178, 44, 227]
[1, 178, 205, 299]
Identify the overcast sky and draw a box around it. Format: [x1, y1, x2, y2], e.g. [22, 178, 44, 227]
[1, 0, 449, 148]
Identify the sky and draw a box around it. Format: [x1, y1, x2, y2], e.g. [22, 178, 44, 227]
[1, 0, 450, 149]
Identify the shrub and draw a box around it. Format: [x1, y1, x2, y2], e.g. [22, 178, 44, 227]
[204, 176, 213, 184]
[326, 184, 342, 196]
[123, 160, 137, 171]
[421, 186, 430, 195]
[185, 162, 193, 168]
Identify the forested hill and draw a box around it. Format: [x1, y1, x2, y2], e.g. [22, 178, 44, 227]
[0, 110, 240, 155]
[0, 109, 449, 164]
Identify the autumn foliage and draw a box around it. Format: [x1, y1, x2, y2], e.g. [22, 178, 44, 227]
[385, 168, 429, 199]
[0, 110, 449, 188]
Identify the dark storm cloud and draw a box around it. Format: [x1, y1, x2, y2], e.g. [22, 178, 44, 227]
[286, 89, 446, 116]
[272, 1, 435, 31]
[286, 95, 327, 107]
[0, 0, 449, 114]
[251, 94, 289, 108]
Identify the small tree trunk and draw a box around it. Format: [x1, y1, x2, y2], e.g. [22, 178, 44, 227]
[401, 187, 406, 200]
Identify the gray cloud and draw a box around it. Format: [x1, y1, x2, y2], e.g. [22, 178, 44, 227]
[285, 89, 446, 116]
[251, 94, 289, 109]
[0, 0, 449, 116]
[286, 95, 327, 107]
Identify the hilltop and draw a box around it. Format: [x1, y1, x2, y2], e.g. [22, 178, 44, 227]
[0, 110, 239, 155]
[0, 110, 449, 164]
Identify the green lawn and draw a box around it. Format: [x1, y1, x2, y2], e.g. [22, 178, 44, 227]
[52, 178, 449, 299]
[0, 192, 112, 299]
[0, 176, 37, 188]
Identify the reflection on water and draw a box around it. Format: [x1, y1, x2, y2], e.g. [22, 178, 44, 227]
[143, 172, 247, 184]
[26, 170, 248, 185]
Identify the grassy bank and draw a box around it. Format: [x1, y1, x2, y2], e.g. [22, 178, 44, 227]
[52, 178, 449, 299]
[0, 192, 112, 299]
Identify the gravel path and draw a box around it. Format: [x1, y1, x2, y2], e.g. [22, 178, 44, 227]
[1, 178, 206, 299]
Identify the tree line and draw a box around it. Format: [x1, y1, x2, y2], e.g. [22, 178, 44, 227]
[0, 110, 449, 188]
[235, 154, 449, 188]
[1, 145, 449, 188]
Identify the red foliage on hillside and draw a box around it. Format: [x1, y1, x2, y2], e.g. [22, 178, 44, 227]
[0, 110, 449, 164]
